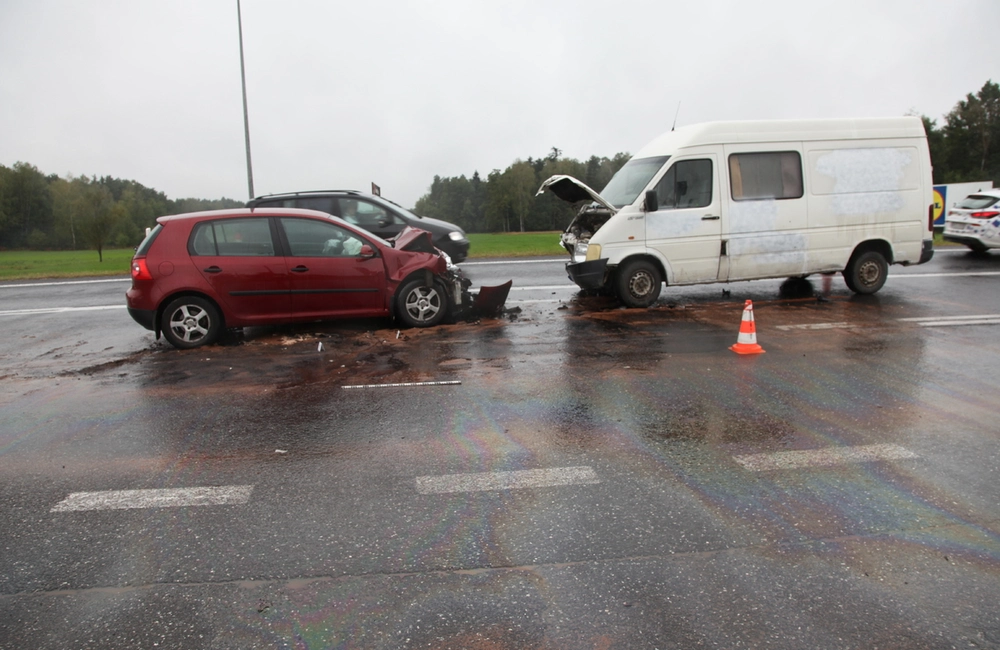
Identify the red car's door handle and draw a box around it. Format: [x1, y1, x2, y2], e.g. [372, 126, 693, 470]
[291, 265, 309, 273]
[203, 266, 222, 273]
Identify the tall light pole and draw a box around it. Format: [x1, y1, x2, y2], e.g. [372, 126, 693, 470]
[237, 0, 255, 199]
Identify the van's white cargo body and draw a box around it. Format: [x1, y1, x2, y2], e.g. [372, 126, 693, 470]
[538, 117, 935, 306]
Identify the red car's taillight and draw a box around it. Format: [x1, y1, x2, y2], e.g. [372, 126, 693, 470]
[131, 258, 152, 281]
[970, 210, 1000, 219]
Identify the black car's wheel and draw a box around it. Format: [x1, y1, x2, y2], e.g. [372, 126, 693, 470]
[396, 279, 448, 327]
[844, 250, 888, 295]
[615, 259, 662, 307]
[161, 296, 222, 348]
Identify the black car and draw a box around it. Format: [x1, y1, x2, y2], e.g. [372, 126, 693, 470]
[247, 190, 470, 262]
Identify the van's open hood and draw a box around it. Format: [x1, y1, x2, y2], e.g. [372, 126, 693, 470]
[536, 175, 618, 214]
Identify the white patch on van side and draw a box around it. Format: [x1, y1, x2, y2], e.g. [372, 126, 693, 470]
[729, 199, 778, 234]
[645, 211, 704, 239]
[814, 148, 912, 215]
[728, 233, 807, 271]
[727, 200, 806, 274]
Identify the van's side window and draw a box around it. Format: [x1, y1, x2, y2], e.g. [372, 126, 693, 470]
[653, 159, 713, 209]
[729, 152, 803, 200]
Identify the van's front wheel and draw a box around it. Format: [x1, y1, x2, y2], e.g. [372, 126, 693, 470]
[616, 260, 662, 307]
[844, 250, 888, 294]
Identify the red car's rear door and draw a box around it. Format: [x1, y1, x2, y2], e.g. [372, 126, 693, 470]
[190, 217, 291, 323]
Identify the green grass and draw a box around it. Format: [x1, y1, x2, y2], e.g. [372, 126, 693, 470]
[0, 249, 135, 280]
[0, 233, 565, 281]
[467, 231, 565, 258]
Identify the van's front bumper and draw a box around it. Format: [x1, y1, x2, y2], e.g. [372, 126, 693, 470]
[566, 258, 609, 290]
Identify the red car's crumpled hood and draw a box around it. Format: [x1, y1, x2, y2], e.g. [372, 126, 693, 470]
[391, 226, 439, 254]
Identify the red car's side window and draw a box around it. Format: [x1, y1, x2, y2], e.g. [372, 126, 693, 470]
[279, 218, 370, 258]
[189, 219, 275, 257]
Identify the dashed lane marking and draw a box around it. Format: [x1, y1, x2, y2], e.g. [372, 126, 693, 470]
[778, 314, 1000, 331]
[343, 380, 461, 389]
[775, 322, 857, 331]
[734, 444, 917, 472]
[898, 314, 1000, 327]
[51, 485, 254, 512]
[416, 466, 600, 495]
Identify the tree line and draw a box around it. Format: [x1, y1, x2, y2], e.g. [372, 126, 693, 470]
[0, 169, 242, 259]
[1, 80, 996, 257]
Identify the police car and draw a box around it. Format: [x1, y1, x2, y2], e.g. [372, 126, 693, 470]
[943, 188, 1000, 253]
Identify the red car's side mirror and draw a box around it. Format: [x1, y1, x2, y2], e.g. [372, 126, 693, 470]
[359, 245, 376, 258]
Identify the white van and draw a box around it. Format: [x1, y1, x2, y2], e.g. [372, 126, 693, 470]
[538, 117, 935, 307]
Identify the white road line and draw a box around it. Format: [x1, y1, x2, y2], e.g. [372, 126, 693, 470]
[898, 314, 1000, 327]
[508, 284, 575, 292]
[0, 278, 130, 288]
[0, 305, 126, 316]
[51, 485, 254, 512]
[461, 258, 564, 266]
[342, 380, 461, 389]
[416, 466, 600, 495]
[778, 314, 1000, 331]
[888, 271, 1000, 279]
[775, 322, 857, 331]
[734, 444, 917, 472]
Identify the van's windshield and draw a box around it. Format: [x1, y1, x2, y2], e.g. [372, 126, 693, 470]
[600, 155, 670, 208]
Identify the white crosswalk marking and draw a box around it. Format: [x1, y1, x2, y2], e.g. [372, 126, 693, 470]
[416, 466, 600, 494]
[734, 444, 917, 471]
[51, 485, 254, 512]
[734, 445, 917, 472]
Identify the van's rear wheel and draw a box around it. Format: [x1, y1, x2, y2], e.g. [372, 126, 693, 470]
[844, 250, 888, 295]
[616, 260, 662, 307]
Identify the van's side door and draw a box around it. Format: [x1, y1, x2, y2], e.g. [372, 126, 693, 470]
[645, 152, 724, 284]
[723, 147, 808, 280]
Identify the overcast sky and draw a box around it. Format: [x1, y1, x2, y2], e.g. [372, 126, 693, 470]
[1, 0, 997, 209]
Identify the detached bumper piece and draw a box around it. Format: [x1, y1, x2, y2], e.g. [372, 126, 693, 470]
[566, 258, 609, 290]
[471, 280, 512, 317]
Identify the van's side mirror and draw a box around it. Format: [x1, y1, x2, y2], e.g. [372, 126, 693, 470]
[644, 190, 658, 212]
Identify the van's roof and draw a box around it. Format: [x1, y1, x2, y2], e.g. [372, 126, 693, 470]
[634, 117, 925, 158]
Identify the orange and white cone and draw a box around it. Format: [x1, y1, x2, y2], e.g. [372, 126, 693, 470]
[730, 300, 765, 355]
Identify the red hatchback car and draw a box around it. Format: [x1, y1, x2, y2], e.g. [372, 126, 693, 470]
[126, 207, 469, 348]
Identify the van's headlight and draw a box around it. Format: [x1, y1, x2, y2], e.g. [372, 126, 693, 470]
[573, 242, 589, 263]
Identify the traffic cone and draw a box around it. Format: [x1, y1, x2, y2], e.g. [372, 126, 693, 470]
[730, 300, 765, 355]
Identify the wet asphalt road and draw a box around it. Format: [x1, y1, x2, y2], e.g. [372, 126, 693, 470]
[1, 249, 1000, 649]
